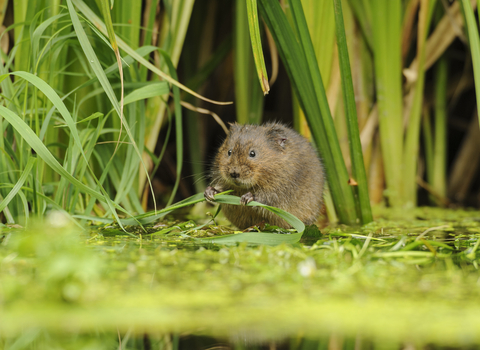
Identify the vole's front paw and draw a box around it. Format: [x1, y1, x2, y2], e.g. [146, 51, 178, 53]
[204, 186, 219, 202]
[240, 192, 255, 205]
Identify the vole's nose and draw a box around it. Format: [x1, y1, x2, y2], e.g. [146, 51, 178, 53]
[230, 171, 240, 179]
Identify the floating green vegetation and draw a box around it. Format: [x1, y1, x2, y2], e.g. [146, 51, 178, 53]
[1, 207, 480, 348]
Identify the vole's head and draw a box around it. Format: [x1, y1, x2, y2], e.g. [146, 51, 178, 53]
[214, 123, 288, 189]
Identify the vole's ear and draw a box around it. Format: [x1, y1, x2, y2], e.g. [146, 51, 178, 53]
[227, 122, 241, 135]
[266, 126, 288, 149]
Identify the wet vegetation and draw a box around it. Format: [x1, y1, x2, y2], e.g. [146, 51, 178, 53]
[2, 206, 480, 348]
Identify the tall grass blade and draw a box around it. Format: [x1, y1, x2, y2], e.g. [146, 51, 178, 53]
[403, 0, 435, 206]
[112, 0, 141, 50]
[333, 0, 372, 224]
[293, 0, 335, 155]
[13, 0, 31, 74]
[370, 0, 404, 207]
[461, 0, 480, 127]
[139, 0, 160, 80]
[98, 0, 125, 156]
[246, 0, 270, 95]
[235, 0, 264, 124]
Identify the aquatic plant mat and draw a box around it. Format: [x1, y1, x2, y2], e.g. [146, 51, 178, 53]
[1, 207, 480, 348]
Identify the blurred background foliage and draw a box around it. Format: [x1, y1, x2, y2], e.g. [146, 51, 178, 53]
[0, 0, 480, 227]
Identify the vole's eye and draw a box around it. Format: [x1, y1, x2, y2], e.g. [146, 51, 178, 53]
[228, 150, 232, 156]
[249, 150, 256, 158]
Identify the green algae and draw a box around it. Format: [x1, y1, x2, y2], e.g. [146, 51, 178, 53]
[1, 207, 480, 347]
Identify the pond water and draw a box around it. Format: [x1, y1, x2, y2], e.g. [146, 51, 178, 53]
[1, 206, 480, 349]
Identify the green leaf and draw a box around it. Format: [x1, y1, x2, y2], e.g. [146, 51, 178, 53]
[123, 82, 170, 105]
[200, 231, 303, 245]
[213, 194, 305, 234]
[83, 192, 307, 245]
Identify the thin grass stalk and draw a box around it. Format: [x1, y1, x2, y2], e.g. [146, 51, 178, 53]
[0, 63, 9, 211]
[404, 1, 474, 81]
[323, 184, 338, 224]
[461, 0, 480, 128]
[66, 0, 141, 227]
[13, 0, 31, 74]
[31, 155, 40, 217]
[370, 0, 404, 207]
[307, 0, 335, 83]
[111, 1, 142, 196]
[368, 138, 384, 204]
[139, 0, 160, 81]
[36, 22, 58, 203]
[259, 0, 357, 224]
[182, 3, 227, 194]
[233, 0, 263, 124]
[99, 0, 144, 211]
[346, 0, 372, 50]
[0, 157, 35, 216]
[235, 0, 264, 124]
[333, 0, 372, 224]
[113, 0, 141, 50]
[43, 13, 70, 189]
[130, 0, 197, 193]
[402, 0, 420, 64]
[447, 116, 480, 202]
[350, 11, 376, 206]
[422, 109, 434, 199]
[15, 0, 39, 182]
[159, 49, 183, 207]
[403, 0, 435, 206]
[98, 0, 127, 177]
[0, 105, 106, 203]
[167, 0, 195, 66]
[68, 2, 169, 216]
[432, 56, 447, 200]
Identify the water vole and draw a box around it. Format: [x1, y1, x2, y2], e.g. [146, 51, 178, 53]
[204, 122, 325, 229]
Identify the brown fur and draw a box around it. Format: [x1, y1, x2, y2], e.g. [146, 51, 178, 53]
[206, 122, 325, 229]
